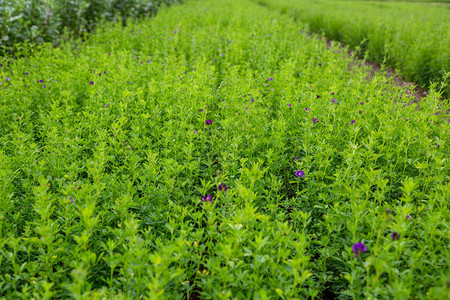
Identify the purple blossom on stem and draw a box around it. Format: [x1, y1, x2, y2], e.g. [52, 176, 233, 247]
[25, 72, 29, 75]
[294, 156, 299, 161]
[360, 101, 364, 105]
[331, 98, 337, 104]
[295, 170, 305, 178]
[5, 77, 10, 81]
[350, 120, 355, 125]
[406, 215, 412, 220]
[269, 77, 274, 81]
[218, 183, 228, 192]
[39, 79, 44, 83]
[198, 109, 203, 112]
[330, 91, 335, 95]
[104, 103, 109, 107]
[70, 196, 74, 203]
[194, 130, 198, 133]
[352, 242, 368, 257]
[318, 63, 322, 66]
[43, 85, 47, 88]
[305, 107, 310, 112]
[288, 104, 292, 108]
[205, 119, 213, 125]
[312, 118, 319, 123]
[202, 194, 214, 204]
[391, 232, 400, 241]
[89, 81, 94, 85]
[316, 95, 321, 98]
[250, 98, 254, 103]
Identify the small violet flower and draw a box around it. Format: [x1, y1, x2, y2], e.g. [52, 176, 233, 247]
[406, 215, 412, 220]
[104, 103, 109, 107]
[202, 194, 214, 204]
[269, 77, 274, 81]
[318, 63, 322, 66]
[218, 183, 228, 192]
[39, 80, 44, 83]
[294, 156, 299, 161]
[205, 119, 213, 125]
[352, 242, 368, 257]
[198, 109, 203, 112]
[89, 81, 94, 85]
[70, 196, 74, 203]
[391, 232, 400, 241]
[316, 95, 321, 99]
[312, 118, 319, 123]
[295, 170, 305, 178]
[360, 101, 364, 105]
[350, 120, 355, 125]
[250, 98, 254, 103]
[288, 104, 291, 108]
[305, 107, 310, 111]
[43, 85, 47, 88]
[331, 98, 337, 104]
[194, 130, 198, 133]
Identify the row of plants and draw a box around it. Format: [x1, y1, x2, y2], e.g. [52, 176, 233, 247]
[0, 0, 182, 55]
[255, 0, 450, 97]
[0, 0, 449, 298]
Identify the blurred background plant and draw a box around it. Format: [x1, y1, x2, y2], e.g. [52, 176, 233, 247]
[0, 0, 181, 55]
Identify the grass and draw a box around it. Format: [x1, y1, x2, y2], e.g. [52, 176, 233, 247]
[0, 0, 449, 298]
[257, 0, 450, 97]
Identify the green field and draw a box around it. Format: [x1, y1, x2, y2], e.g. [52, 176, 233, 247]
[258, 0, 450, 96]
[1, 0, 449, 298]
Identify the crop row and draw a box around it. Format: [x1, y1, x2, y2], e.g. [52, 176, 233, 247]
[256, 0, 450, 97]
[0, 0, 449, 298]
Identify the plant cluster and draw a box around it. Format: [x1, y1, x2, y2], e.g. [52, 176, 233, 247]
[256, 0, 450, 97]
[0, 0, 449, 298]
[0, 0, 182, 55]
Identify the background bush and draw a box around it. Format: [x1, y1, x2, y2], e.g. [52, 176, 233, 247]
[0, 0, 181, 55]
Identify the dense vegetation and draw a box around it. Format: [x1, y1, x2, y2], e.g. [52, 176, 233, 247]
[257, 0, 450, 96]
[0, 0, 181, 55]
[1, 0, 449, 298]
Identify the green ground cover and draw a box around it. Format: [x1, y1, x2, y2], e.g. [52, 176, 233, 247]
[0, 0, 449, 298]
[257, 0, 450, 96]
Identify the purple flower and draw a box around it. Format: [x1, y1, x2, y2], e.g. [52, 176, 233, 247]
[25, 72, 29, 75]
[294, 156, 299, 161]
[219, 53, 223, 57]
[295, 170, 305, 178]
[43, 85, 47, 88]
[318, 63, 322, 66]
[39, 79, 44, 83]
[104, 103, 109, 107]
[218, 183, 228, 192]
[331, 98, 337, 104]
[406, 215, 412, 220]
[350, 120, 355, 125]
[316, 95, 321, 98]
[173, 31, 177, 34]
[360, 101, 364, 105]
[0, 63, 3, 67]
[269, 78, 274, 81]
[312, 118, 319, 123]
[104, 71, 107, 74]
[305, 107, 310, 112]
[250, 98, 254, 103]
[202, 194, 214, 204]
[70, 196, 74, 203]
[89, 81, 94, 85]
[198, 109, 203, 112]
[245, 107, 248, 110]
[391, 232, 400, 241]
[98, 73, 102, 76]
[5, 77, 10, 81]
[352, 242, 368, 257]
[288, 104, 291, 108]
[264, 83, 269, 87]
[147, 60, 150, 63]
[330, 91, 335, 95]
[194, 130, 198, 133]
[205, 119, 213, 125]
[108, 53, 111, 56]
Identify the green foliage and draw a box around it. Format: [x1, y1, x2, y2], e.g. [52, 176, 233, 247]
[257, 0, 450, 96]
[0, 0, 449, 298]
[0, 0, 181, 55]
